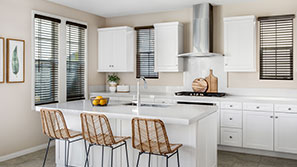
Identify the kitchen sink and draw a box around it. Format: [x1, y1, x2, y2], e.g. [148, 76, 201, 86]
[123, 102, 170, 108]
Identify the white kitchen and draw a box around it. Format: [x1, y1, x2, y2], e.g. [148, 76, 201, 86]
[0, 0, 297, 167]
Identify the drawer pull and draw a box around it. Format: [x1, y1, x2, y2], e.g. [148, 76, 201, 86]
[229, 105, 233, 108]
[275, 116, 279, 119]
[229, 118, 233, 120]
[256, 106, 260, 109]
[270, 116, 273, 118]
[229, 136, 233, 139]
[288, 108, 292, 111]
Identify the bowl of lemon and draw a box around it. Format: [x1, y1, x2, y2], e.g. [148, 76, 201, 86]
[90, 96, 109, 107]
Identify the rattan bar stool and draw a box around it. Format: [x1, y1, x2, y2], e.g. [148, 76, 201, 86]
[80, 113, 130, 167]
[40, 109, 85, 167]
[131, 117, 182, 167]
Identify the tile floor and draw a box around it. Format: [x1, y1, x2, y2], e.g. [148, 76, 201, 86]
[1, 149, 297, 167]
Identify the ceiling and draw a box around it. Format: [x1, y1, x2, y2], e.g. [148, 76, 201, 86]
[48, 0, 254, 18]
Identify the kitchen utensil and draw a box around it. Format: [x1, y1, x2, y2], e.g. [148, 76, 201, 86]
[192, 78, 208, 92]
[205, 69, 218, 93]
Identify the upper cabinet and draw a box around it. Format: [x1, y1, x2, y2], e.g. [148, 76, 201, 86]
[154, 22, 183, 72]
[224, 16, 256, 72]
[97, 26, 135, 72]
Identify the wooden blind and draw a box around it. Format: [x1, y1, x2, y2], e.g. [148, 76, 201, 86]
[136, 27, 158, 78]
[259, 15, 295, 80]
[66, 21, 87, 101]
[34, 14, 60, 105]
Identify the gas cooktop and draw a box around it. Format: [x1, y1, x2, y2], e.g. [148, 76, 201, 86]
[175, 91, 226, 97]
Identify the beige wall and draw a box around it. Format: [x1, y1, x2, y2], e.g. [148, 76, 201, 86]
[105, 8, 192, 86]
[0, 0, 105, 156]
[215, 0, 297, 88]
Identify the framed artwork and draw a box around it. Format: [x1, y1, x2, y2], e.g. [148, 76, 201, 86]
[0, 37, 4, 83]
[6, 38, 25, 83]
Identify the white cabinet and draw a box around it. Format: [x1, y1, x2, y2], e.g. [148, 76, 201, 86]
[221, 110, 242, 128]
[154, 22, 183, 72]
[275, 113, 297, 154]
[243, 111, 274, 151]
[224, 16, 256, 72]
[98, 26, 135, 72]
[221, 128, 242, 147]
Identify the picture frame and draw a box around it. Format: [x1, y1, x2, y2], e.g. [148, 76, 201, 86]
[0, 37, 4, 83]
[6, 38, 25, 83]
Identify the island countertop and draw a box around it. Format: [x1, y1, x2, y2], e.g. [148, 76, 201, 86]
[35, 100, 217, 125]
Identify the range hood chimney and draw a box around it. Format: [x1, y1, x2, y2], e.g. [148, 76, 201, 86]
[179, 3, 222, 57]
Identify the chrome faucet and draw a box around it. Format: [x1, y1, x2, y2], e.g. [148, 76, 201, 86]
[135, 76, 147, 112]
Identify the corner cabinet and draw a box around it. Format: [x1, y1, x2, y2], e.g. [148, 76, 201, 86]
[154, 22, 183, 72]
[224, 16, 256, 72]
[97, 26, 135, 72]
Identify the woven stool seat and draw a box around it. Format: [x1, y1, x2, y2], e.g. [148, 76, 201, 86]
[134, 141, 182, 155]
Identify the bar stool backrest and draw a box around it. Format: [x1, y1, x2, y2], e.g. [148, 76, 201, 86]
[131, 117, 172, 155]
[40, 109, 70, 139]
[80, 113, 116, 146]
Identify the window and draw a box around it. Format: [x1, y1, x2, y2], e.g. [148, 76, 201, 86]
[136, 26, 158, 78]
[66, 21, 87, 101]
[259, 15, 295, 80]
[34, 14, 60, 105]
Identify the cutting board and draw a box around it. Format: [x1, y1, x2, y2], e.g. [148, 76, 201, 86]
[192, 78, 208, 92]
[205, 69, 218, 93]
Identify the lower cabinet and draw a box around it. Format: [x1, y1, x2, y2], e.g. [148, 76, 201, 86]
[275, 112, 297, 154]
[243, 111, 274, 151]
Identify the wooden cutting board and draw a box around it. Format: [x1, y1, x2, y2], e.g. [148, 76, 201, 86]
[205, 69, 218, 93]
[192, 78, 208, 92]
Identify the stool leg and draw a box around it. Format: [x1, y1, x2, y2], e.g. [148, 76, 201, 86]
[124, 141, 129, 167]
[136, 152, 142, 167]
[148, 153, 151, 167]
[84, 144, 91, 167]
[42, 138, 52, 167]
[176, 150, 180, 167]
[166, 156, 169, 167]
[65, 139, 70, 167]
[84, 140, 89, 167]
[101, 146, 104, 167]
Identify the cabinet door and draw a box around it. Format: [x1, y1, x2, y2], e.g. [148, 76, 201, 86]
[275, 113, 297, 154]
[224, 16, 256, 72]
[112, 30, 127, 71]
[98, 30, 113, 71]
[243, 111, 274, 151]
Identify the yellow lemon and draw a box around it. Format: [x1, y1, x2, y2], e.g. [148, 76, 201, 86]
[95, 96, 103, 100]
[92, 99, 100, 106]
[99, 99, 107, 106]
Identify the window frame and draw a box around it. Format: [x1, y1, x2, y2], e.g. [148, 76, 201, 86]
[31, 11, 88, 109]
[135, 26, 159, 79]
[258, 14, 295, 80]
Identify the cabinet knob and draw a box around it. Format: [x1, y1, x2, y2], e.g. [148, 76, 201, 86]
[229, 118, 233, 121]
[229, 105, 233, 108]
[229, 136, 233, 139]
[256, 106, 260, 109]
[288, 108, 292, 111]
[270, 116, 273, 118]
[275, 116, 279, 119]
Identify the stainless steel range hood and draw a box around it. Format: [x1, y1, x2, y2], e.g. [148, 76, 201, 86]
[179, 3, 222, 57]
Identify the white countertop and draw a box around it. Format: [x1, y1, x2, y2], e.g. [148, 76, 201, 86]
[35, 100, 218, 125]
[91, 92, 297, 104]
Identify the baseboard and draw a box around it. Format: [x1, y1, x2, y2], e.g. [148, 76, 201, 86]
[218, 145, 297, 160]
[0, 142, 55, 162]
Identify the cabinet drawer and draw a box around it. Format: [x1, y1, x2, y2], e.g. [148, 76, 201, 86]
[221, 110, 242, 128]
[243, 103, 273, 111]
[221, 128, 242, 147]
[275, 104, 297, 113]
[221, 102, 242, 110]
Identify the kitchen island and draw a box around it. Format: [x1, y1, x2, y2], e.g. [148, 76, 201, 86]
[36, 100, 218, 167]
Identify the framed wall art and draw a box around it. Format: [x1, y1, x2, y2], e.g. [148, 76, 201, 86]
[0, 37, 4, 83]
[6, 38, 25, 83]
